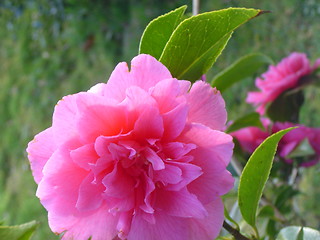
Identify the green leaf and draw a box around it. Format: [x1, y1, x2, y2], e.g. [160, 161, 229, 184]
[274, 185, 300, 215]
[139, 5, 187, 59]
[0, 221, 38, 240]
[211, 53, 273, 92]
[276, 226, 320, 240]
[159, 8, 262, 81]
[267, 89, 304, 123]
[238, 127, 295, 235]
[226, 112, 263, 133]
[258, 205, 275, 219]
[224, 206, 240, 231]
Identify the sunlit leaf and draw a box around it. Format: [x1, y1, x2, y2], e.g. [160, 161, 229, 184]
[226, 112, 263, 133]
[159, 8, 263, 81]
[0, 221, 38, 240]
[238, 128, 295, 233]
[211, 53, 273, 92]
[276, 226, 320, 240]
[139, 5, 187, 59]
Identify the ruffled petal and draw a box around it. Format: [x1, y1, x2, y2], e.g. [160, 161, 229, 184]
[27, 127, 56, 183]
[103, 54, 172, 102]
[155, 187, 207, 219]
[127, 211, 188, 240]
[187, 198, 224, 240]
[187, 81, 227, 131]
[178, 123, 234, 203]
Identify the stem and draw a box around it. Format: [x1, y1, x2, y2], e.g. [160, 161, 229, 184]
[230, 157, 243, 177]
[288, 166, 298, 186]
[192, 0, 200, 15]
[223, 221, 251, 240]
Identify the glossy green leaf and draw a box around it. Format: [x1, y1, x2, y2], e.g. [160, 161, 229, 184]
[0, 221, 38, 240]
[224, 206, 240, 231]
[276, 226, 320, 240]
[211, 53, 273, 92]
[226, 112, 263, 133]
[159, 8, 262, 81]
[238, 127, 295, 233]
[139, 5, 187, 59]
[267, 89, 304, 123]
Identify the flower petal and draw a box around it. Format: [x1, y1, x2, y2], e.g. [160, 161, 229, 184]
[187, 198, 224, 240]
[103, 54, 172, 102]
[127, 211, 188, 240]
[155, 188, 207, 219]
[187, 81, 227, 131]
[27, 127, 56, 183]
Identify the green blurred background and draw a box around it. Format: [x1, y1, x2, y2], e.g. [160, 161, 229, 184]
[0, 0, 319, 239]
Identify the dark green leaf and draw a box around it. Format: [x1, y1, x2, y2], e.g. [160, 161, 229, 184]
[274, 185, 300, 214]
[276, 226, 320, 240]
[139, 6, 187, 59]
[211, 53, 273, 92]
[226, 112, 263, 133]
[238, 127, 295, 232]
[0, 221, 38, 240]
[159, 8, 262, 81]
[267, 89, 304, 123]
[258, 205, 275, 218]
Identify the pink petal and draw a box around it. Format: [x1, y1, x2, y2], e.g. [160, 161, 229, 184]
[143, 147, 165, 170]
[165, 162, 203, 191]
[151, 78, 182, 113]
[162, 103, 189, 141]
[102, 164, 135, 199]
[154, 163, 182, 185]
[155, 188, 207, 219]
[133, 106, 164, 141]
[127, 211, 189, 240]
[76, 104, 128, 143]
[178, 123, 234, 203]
[27, 127, 56, 183]
[36, 146, 88, 232]
[162, 142, 196, 160]
[139, 173, 156, 214]
[103, 54, 172, 102]
[58, 204, 119, 240]
[187, 81, 227, 131]
[52, 94, 78, 143]
[76, 173, 105, 212]
[188, 198, 224, 240]
[70, 143, 99, 170]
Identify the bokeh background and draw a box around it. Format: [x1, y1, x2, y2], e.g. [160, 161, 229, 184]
[0, 0, 319, 239]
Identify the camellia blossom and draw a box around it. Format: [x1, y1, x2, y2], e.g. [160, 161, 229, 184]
[247, 52, 320, 115]
[27, 54, 234, 240]
[232, 119, 320, 167]
[230, 118, 271, 153]
[272, 122, 320, 167]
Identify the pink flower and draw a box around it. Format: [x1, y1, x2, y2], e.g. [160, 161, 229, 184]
[247, 52, 318, 115]
[27, 54, 234, 240]
[231, 118, 271, 153]
[232, 118, 320, 167]
[272, 122, 320, 167]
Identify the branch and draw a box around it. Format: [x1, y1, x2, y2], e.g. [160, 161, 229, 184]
[223, 221, 252, 240]
[192, 0, 200, 15]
